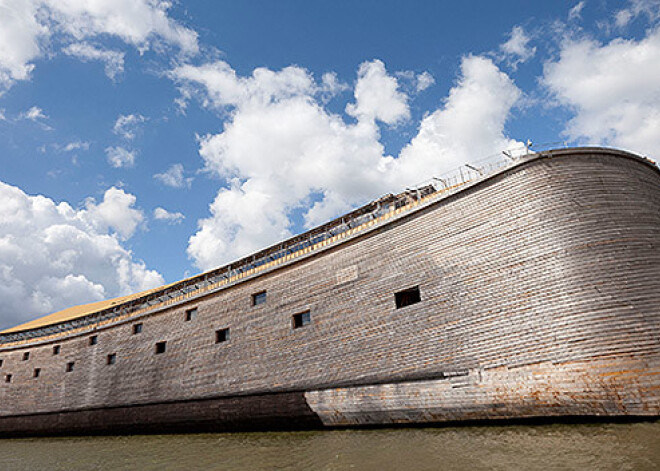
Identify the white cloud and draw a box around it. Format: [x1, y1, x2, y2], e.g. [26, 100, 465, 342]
[394, 56, 523, 186]
[83, 187, 144, 239]
[105, 146, 136, 168]
[0, 0, 198, 90]
[153, 207, 184, 224]
[569, 1, 586, 21]
[345, 59, 410, 125]
[500, 26, 536, 69]
[173, 57, 522, 271]
[320, 71, 349, 97]
[0, 181, 162, 329]
[395, 70, 435, 94]
[614, 0, 660, 28]
[0, 0, 45, 89]
[63, 42, 124, 80]
[415, 71, 435, 92]
[172, 60, 318, 109]
[43, 0, 198, 55]
[63, 140, 90, 152]
[19, 105, 47, 121]
[615, 9, 634, 28]
[113, 113, 146, 140]
[153, 163, 193, 188]
[543, 26, 660, 155]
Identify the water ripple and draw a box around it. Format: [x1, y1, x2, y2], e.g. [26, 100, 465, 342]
[1, 422, 659, 471]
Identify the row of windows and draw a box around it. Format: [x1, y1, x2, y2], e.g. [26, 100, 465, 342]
[0, 286, 421, 383]
[0, 310, 306, 383]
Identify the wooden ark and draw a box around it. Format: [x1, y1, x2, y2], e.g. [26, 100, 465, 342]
[0, 147, 659, 436]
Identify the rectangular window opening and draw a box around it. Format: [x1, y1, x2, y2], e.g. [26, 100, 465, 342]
[89, 335, 98, 346]
[292, 310, 311, 329]
[395, 286, 421, 309]
[252, 290, 267, 306]
[185, 308, 198, 322]
[132, 323, 143, 335]
[66, 362, 74, 373]
[5, 374, 11, 383]
[33, 368, 41, 378]
[107, 353, 117, 365]
[155, 341, 167, 355]
[0, 359, 3, 368]
[53, 345, 61, 355]
[22, 352, 30, 361]
[215, 328, 230, 344]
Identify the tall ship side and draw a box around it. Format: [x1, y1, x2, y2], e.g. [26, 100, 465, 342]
[0, 147, 659, 436]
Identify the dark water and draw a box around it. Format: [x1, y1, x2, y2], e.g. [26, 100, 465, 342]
[0, 422, 659, 470]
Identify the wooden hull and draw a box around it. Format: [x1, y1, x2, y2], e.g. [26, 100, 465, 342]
[1, 147, 659, 435]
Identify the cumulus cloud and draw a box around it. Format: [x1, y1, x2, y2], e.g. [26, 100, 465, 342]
[113, 113, 146, 140]
[105, 146, 136, 168]
[345, 59, 410, 125]
[83, 187, 144, 239]
[63, 42, 124, 80]
[543, 26, 660, 155]
[153, 207, 184, 224]
[172, 60, 318, 110]
[500, 26, 536, 69]
[0, 0, 198, 90]
[44, 0, 198, 54]
[173, 57, 522, 271]
[394, 56, 523, 186]
[0, 0, 45, 89]
[0, 181, 162, 329]
[153, 163, 193, 188]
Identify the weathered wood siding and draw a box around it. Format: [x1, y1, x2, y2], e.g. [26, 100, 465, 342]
[0, 148, 659, 434]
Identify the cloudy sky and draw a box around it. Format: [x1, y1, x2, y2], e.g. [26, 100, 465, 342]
[0, 0, 659, 329]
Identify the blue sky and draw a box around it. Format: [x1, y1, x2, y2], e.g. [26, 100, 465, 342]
[0, 0, 659, 329]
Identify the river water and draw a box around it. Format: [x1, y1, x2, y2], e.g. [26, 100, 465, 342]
[0, 421, 658, 470]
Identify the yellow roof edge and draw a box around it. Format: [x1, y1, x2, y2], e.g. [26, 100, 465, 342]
[0, 275, 198, 334]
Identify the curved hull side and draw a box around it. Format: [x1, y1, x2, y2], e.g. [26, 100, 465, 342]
[0, 148, 659, 435]
[305, 356, 660, 426]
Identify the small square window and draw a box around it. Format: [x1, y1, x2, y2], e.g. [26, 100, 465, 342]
[133, 323, 143, 335]
[395, 286, 421, 309]
[155, 341, 167, 355]
[107, 353, 117, 365]
[33, 368, 41, 378]
[22, 352, 30, 361]
[185, 308, 197, 322]
[89, 335, 98, 346]
[215, 328, 230, 344]
[5, 374, 11, 383]
[292, 310, 311, 329]
[53, 345, 61, 355]
[66, 362, 75, 372]
[252, 291, 267, 306]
